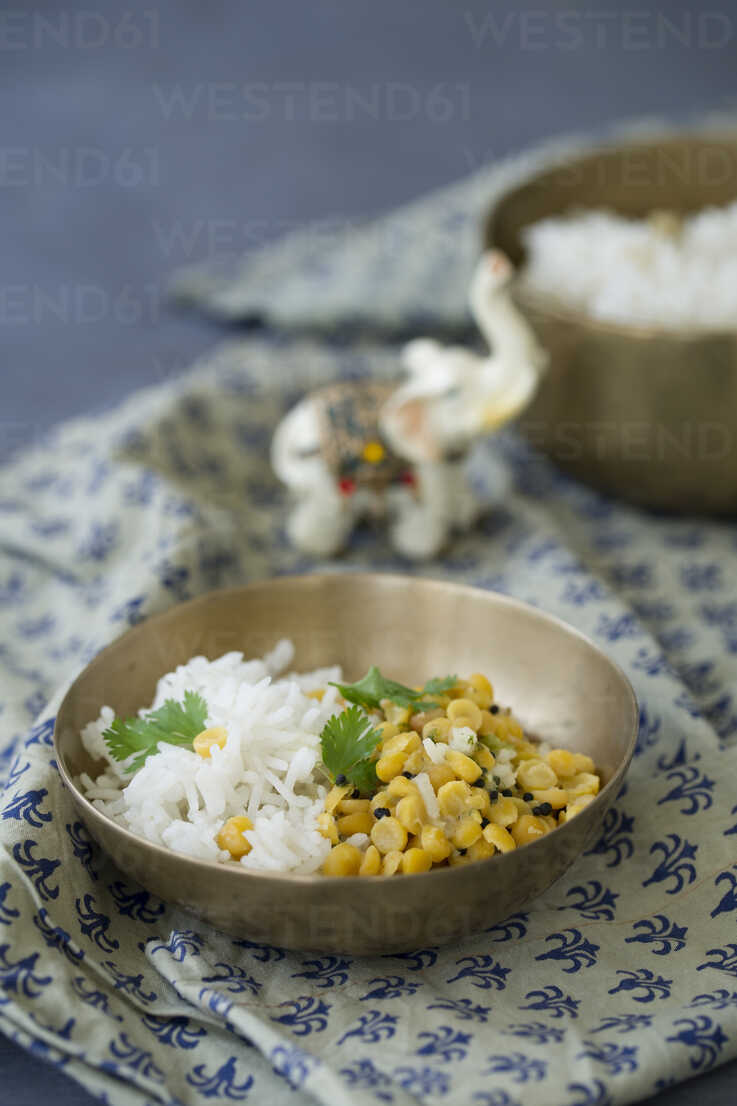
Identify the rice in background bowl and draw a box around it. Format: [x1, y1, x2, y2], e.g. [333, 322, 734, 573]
[518, 200, 737, 331]
[485, 133, 737, 513]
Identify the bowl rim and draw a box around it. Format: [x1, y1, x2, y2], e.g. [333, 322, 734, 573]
[54, 572, 640, 887]
[485, 131, 737, 343]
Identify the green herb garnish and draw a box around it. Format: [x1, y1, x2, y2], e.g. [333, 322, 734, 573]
[320, 705, 383, 795]
[102, 690, 209, 774]
[480, 733, 517, 758]
[330, 666, 457, 713]
[422, 675, 460, 697]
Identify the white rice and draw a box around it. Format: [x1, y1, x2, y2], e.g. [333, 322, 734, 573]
[519, 200, 737, 330]
[79, 641, 343, 874]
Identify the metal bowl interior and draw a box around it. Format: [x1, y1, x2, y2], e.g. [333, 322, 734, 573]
[485, 134, 737, 513]
[55, 574, 638, 955]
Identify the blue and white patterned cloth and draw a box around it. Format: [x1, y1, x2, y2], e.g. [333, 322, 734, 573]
[2, 130, 737, 1106]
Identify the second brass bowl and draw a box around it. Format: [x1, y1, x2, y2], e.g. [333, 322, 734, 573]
[55, 574, 638, 955]
[486, 134, 737, 513]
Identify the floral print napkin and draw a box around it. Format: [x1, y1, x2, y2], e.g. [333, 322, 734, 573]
[1, 335, 736, 1105]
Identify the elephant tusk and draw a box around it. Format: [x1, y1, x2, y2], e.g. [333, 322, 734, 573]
[481, 400, 520, 430]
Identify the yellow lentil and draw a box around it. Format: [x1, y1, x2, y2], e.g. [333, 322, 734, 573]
[337, 798, 371, 815]
[411, 707, 444, 733]
[422, 716, 452, 742]
[381, 700, 411, 726]
[511, 814, 548, 846]
[478, 710, 496, 736]
[336, 811, 374, 837]
[567, 772, 600, 797]
[426, 762, 456, 791]
[403, 748, 425, 776]
[314, 668, 601, 876]
[467, 837, 496, 862]
[216, 815, 253, 859]
[447, 698, 483, 730]
[359, 844, 382, 876]
[489, 796, 519, 827]
[474, 744, 495, 770]
[530, 787, 569, 810]
[382, 849, 404, 875]
[547, 748, 576, 777]
[376, 751, 406, 782]
[387, 775, 417, 800]
[452, 816, 483, 850]
[437, 780, 473, 818]
[483, 823, 516, 852]
[516, 759, 558, 791]
[324, 784, 352, 813]
[323, 842, 363, 876]
[421, 824, 452, 862]
[193, 726, 228, 758]
[445, 749, 483, 783]
[370, 815, 408, 854]
[316, 812, 338, 844]
[395, 793, 426, 835]
[401, 847, 433, 874]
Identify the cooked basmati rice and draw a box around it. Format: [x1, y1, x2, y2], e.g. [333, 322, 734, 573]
[79, 641, 343, 874]
[519, 201, 737, 330]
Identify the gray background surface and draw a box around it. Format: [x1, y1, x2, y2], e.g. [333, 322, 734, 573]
[2, 1, 736, 1101]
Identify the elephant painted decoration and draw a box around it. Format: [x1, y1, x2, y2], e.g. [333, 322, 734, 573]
[271, 250, 548, 560]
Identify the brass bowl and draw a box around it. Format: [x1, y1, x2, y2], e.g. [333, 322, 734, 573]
[485, 134, 737, 513]
[55, 573, 638, 955]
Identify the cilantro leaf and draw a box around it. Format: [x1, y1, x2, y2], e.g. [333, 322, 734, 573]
[330, 666, 417, 710]
[331, 666, 457, 712]
[421, 675, 458, 697]
[320, 705, 383, 795]
[102, 690, 209, 774]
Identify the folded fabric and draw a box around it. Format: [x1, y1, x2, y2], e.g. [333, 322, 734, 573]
[1, 336, 737, 1106]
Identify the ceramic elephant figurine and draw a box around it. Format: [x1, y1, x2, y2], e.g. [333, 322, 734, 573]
[271, 250, 547, 560]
